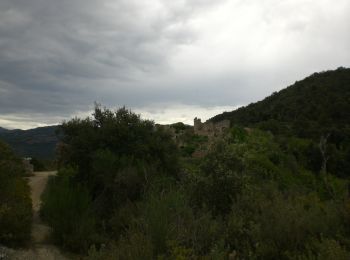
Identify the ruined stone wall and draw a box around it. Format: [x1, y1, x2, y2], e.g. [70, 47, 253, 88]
[214, 119, 230, 135]
[193, 117, 202, 133]
[193, 118, 230, 137]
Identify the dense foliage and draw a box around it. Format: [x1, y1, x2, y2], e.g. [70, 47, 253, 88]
[211, 67, 350, 137]
[0, 140, 32, 246]
[41, 167, 96, 252]
[169, 122, 192, 133]
[41, 102, 350, 259]
[85, 128, 350, 259]
[211, 68, 350, 177]
[41, 105, 179, 252]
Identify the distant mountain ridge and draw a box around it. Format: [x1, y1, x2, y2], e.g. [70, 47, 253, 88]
[210, 67, 350, 141]
[0, 126, 10, 133]
[0, 125, 59, 159]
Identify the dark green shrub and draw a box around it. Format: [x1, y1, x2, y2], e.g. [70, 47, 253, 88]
[57, 105, 179, 180]
[87, 231, 154, 260]
[293, 238, 350, 260]
[180, 144, 196, 157]
[186, 129, 350, 258]
[41, 167, 97, 252]
[46, 105, 180, 253]
[30, 157, 46, 171]
[0, 140, 32, 246]
[225, 182, 348, 259]
[135, 186, 225, 258]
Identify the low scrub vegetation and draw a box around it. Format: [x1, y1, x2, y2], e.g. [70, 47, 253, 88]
[41, 105, 350, 259]
[0, 140, 32, 246]
[40, 167, 96, 252]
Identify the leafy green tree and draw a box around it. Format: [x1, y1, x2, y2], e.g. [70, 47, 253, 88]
[58, 105, 178, 216]
[43, 105, 180, 251]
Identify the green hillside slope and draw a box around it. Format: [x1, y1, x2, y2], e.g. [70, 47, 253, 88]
[211, 67, 350, 140]
[0, 126, 58, 159]
[211, 67, 350, 177]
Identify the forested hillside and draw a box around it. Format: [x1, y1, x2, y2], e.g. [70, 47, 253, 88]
[0, 126, 58, 159]
[211, 67, 350, 177]
[211, 67, 350, 139]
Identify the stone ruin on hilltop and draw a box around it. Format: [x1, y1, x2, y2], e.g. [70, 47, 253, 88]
[155, 118, 230, 158]
[193, 117, 230, 138]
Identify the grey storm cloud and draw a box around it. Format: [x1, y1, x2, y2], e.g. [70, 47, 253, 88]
[0, 0, 219, 116]
[0, 0, 350, 128]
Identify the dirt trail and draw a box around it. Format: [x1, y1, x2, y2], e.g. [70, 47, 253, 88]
[8, 171, 69, 260]
[29, 171, 56, 244]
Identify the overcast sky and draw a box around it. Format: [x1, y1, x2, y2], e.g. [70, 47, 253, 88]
[0, 0, 349, 129]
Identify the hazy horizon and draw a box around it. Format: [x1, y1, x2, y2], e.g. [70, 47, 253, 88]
[0, 103, 241, 130]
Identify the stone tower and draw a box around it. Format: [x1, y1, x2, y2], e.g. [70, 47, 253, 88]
[194, 117, 202, 133]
